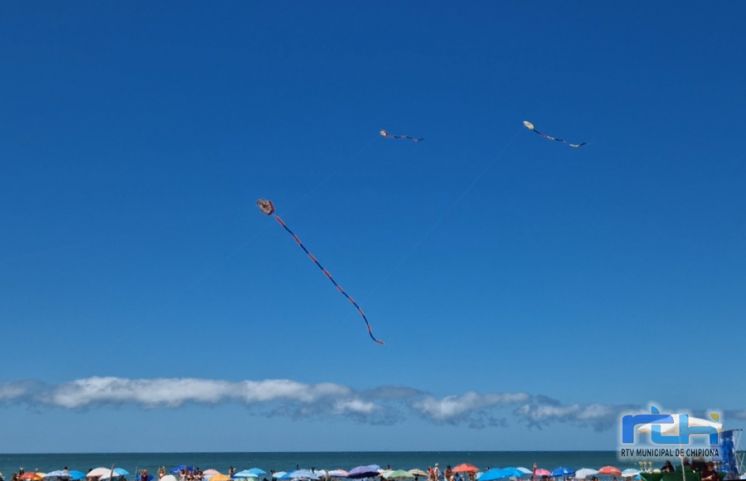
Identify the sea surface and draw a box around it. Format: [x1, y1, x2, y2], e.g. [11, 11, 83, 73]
[0, 452, 645, 478]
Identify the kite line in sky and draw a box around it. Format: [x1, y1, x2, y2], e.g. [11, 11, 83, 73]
[523, 120, 586, 149]
[256, 198, 384, 345]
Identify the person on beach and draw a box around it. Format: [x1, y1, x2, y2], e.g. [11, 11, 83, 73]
[660, 462, 674, 473]
[701, 463, 718, 481]
[445, 467, 453, 481]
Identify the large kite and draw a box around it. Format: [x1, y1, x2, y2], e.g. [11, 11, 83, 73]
[379, 129, 423, 143]
[257, 199, 384, 345]
[523, 120, 586, 149]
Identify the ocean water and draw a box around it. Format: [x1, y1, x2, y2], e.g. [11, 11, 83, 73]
[0, 452, 645, 479]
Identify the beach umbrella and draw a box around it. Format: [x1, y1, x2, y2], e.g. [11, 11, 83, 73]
[574, 469, 598, 480]
[407, 472, 426, 479]
[204, 472, 221, 477]
[621, 471, 639, 479]
[160, 476, 178, 481]
[247, 471, 267, 478]
[20, 474, 43, 481]
[44, 472, 71, 479]
[499, 469, 525, 478]
[289, 471, 319, 481]
[515, 470, 532, 477]
[102, 469, 130, 480]
[478, 470, 513, 481]
[453, 466, 478, 475]
[552, 468, 575, 477]
[211, 476, 232, 481]
[170, 468, 196, 475]
[348, 467, 381, 479]
[533, 470, 551, 477]
[234, 472, 258, 479]
[271, 474, 287, 480]
[597, 468, 621, 477]
[385, 472, 413, 480]
[86, 470, 113, 479]
[328, 471, 349, 478]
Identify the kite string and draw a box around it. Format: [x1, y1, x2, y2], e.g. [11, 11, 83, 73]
[369, 130, 521, 296]
[274, 214, 384, 344]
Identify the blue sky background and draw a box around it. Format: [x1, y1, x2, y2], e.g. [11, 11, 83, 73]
[1, 1, 745, 452]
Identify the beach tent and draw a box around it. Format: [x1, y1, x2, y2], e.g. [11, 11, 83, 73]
[574, 469, 598, 480]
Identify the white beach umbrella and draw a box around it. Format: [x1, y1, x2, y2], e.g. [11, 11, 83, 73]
[574, 469, 599, 480]
[87, 469, 114, 479]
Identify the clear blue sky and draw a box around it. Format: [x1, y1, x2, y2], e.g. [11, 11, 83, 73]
[1, 1, 745, 452]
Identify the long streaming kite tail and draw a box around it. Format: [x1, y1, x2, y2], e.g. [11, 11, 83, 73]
[273, 215, 384, 345]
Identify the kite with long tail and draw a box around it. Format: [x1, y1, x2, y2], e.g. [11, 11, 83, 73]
[379, 129, 424, 143]
[257, 198, 384, 345]
[523, 120, 586, 149]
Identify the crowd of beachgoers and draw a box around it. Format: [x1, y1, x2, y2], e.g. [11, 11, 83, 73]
[0, 460, 724, 481]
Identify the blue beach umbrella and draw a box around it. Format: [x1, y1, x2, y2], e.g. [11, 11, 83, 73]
[551, 469, 574, 478]
[44, 472, 70, 479]
[247, 470, 266, 478]
[479, 470, 512, 481]
[289, 471, 319, 481]
[69, 472, 86, 481]
[272, 474, 287, 480]
[348, 467, 380, 480]
[234, 472, 257, 479]
[499, 469, 525, 478]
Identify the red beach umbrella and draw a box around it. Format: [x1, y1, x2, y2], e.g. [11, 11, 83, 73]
[453, 466, 479, 474]
[598, 467, 621, 476]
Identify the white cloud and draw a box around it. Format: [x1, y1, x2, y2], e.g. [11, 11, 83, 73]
[3, 376, 728, 433]
[414, 391, 530, 422]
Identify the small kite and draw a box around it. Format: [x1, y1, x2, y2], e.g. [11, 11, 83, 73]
[379, 129, 423, 143]
[523, 120, 586, 149]
[257, 198, 384, 345]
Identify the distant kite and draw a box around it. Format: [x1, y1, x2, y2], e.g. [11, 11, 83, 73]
[523, 120, 586, 149]
[379, 129, 423, 143]
[256, 199, 384, 345]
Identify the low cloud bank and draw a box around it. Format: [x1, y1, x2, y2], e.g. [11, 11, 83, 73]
[0, 376, 654, 430]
